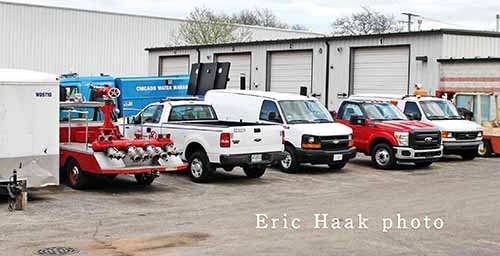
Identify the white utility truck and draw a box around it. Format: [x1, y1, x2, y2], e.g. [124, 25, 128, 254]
[351, 94, 483, 160]
[122, 98, 285, 182]
[0, 69, 60, 210]
[205, 90, 356, 172]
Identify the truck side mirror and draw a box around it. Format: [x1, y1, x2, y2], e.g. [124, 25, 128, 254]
[350, 115, 366, 126]
[132, 115, 142, 124]
[330, 111, 337, 119]
[268, 112, 281, 123]
[406, 113, 420, 121]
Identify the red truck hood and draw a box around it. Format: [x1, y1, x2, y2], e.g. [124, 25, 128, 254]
[374, 120, 436, 132]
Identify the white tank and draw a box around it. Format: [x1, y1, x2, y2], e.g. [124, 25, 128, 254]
[0, 69, 59, 188]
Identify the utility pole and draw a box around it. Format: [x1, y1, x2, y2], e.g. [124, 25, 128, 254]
[402, 13, 420, 32]
[496, 14, 499, 32]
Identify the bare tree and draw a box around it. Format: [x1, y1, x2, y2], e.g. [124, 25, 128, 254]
[332, 7, 403, 35]
[179, 7, 253, 45]
[231, 8, 309, 31]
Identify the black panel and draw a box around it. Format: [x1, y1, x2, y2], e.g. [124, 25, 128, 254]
[187, 62, 231, 96]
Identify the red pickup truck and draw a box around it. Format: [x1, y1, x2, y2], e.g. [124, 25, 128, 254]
[335, 99, 443, 169]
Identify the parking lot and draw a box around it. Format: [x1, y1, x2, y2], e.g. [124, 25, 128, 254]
[1, 155, 500, 256]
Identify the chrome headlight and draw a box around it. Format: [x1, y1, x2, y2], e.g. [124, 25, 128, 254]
[394, 131, 409, 147]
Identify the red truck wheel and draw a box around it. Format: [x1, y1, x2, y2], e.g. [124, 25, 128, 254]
[66, 159, 90, 189]
[371, 143, 396, 169]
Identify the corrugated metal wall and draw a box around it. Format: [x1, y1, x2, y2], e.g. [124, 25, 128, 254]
[442, 34, 500, 58]
[0, 1, 320, 76]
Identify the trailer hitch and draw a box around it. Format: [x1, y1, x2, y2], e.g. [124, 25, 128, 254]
[4, 163, 27, 211]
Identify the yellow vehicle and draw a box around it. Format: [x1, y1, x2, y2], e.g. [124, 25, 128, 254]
[436, 88, 500, 156]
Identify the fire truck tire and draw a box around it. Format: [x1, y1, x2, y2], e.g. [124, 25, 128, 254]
[243, 165, 266, 178]
[371, 143, 396, 170]
[66, 159, 90, 189]
[460, 150, 477, 161]
[188, 151, 213, 183]
[478, 140, 493, 157]
[280, 145, 300, 173]
[134, 173, 156, 185]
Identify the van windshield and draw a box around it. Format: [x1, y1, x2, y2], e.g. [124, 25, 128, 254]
[420, 100, 461, 120]
[279, 100, 333, 124]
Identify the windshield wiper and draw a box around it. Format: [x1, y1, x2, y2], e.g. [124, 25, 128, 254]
[288, 119, 311, 124]
[427, 115, 446, 120]
[313, 118, 333, 123]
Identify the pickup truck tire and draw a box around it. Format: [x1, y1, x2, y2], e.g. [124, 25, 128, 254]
[66, 158, 90, 190]
[188, 151, 213, 183]
[478, 140, 492, 157]
[243, 165, 266, 178]
[371, 143, 396, 170]
[280, 145, 300, 173]
[134, 173, 156, 185]
[328, 163, 347, 170]
[415, 162, 433, 168]
[460, 150, 477, 160]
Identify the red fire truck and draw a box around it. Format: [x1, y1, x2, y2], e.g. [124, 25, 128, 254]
[59, 86, 186, 189]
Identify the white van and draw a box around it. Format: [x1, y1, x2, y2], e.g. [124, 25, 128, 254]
[205, 90, 356, 172]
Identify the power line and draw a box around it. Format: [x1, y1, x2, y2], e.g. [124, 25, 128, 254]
[401, 12, 420, 32]
[418, 16, 484, 30]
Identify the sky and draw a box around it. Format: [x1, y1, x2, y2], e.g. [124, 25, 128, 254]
[6, 0, 500, 33]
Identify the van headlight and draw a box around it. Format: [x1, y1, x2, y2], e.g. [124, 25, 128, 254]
[302, 135, 321, 149]
[348, 134, 353, 147]
[477, 131, 482, 137]
[394, 131, 409, 147]
[441, 131, 453, 138]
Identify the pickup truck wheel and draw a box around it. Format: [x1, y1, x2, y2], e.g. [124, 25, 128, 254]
[243, 165, 266, 178]
[280, 145, 300, 173]
[328, 163, 347, 170]
[415, 161, 433, 168]
[478, 140, 492, 157]
[460, 150, 477, 160]
[188, 151, 213, 183]
[134, 173, 156, 185]
[371, 143, 396, 169]
[66, 159, 90, 189]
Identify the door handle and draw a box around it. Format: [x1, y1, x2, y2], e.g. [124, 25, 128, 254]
[146, 128, 152, 133]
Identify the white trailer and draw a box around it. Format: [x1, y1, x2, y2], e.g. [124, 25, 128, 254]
[0, 69, 59, 209]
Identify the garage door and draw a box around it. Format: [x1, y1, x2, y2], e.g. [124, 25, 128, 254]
[215, 53, 251, 90]
[269, 50, 313, 94]
[352, 46, 410, 95]
[160, 56, 190, 76]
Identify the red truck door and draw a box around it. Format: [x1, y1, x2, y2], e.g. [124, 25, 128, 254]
[336, 102, 370, 152]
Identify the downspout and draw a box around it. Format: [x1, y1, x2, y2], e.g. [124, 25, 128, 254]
[324, 40, 331, 110]
[196, 48, 201, 64]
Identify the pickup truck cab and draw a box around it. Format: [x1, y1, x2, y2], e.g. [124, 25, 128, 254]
[123, 98, 285, 182]
[205, 90, 356, 172]
[335, 99, 443, 169]
[395, 96, 483, 160]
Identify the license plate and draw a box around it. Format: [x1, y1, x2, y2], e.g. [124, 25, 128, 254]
[333, 154, 343, 161]
[251, 154, 263, 163]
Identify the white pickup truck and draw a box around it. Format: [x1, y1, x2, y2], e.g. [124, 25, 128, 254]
[122, 98, 285, 182]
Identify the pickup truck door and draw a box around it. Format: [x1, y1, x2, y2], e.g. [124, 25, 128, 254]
[337, 102, 369, 152]
[124, 104, 165, 139]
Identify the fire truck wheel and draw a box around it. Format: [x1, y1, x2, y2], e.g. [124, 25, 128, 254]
[280, 145, 300, 173]
[460, 150, 477, 161]
[478, 140, 492, 157]
[371, 143, 396, 170]
[188, 151, 213, 183]
[243, 165, 266, 178]
[134, 173, 156, 185]
[66, 159, 90, 189]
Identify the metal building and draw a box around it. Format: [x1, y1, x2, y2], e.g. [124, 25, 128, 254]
[146, 29, 500, 110]
[0, 1, 321, 76]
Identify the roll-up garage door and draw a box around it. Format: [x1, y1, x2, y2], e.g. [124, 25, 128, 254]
[215, 53, 251, 90]
[160, 56, 190, 76]
[269, 50, 313, 94]
[352, 46, 410, 95]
